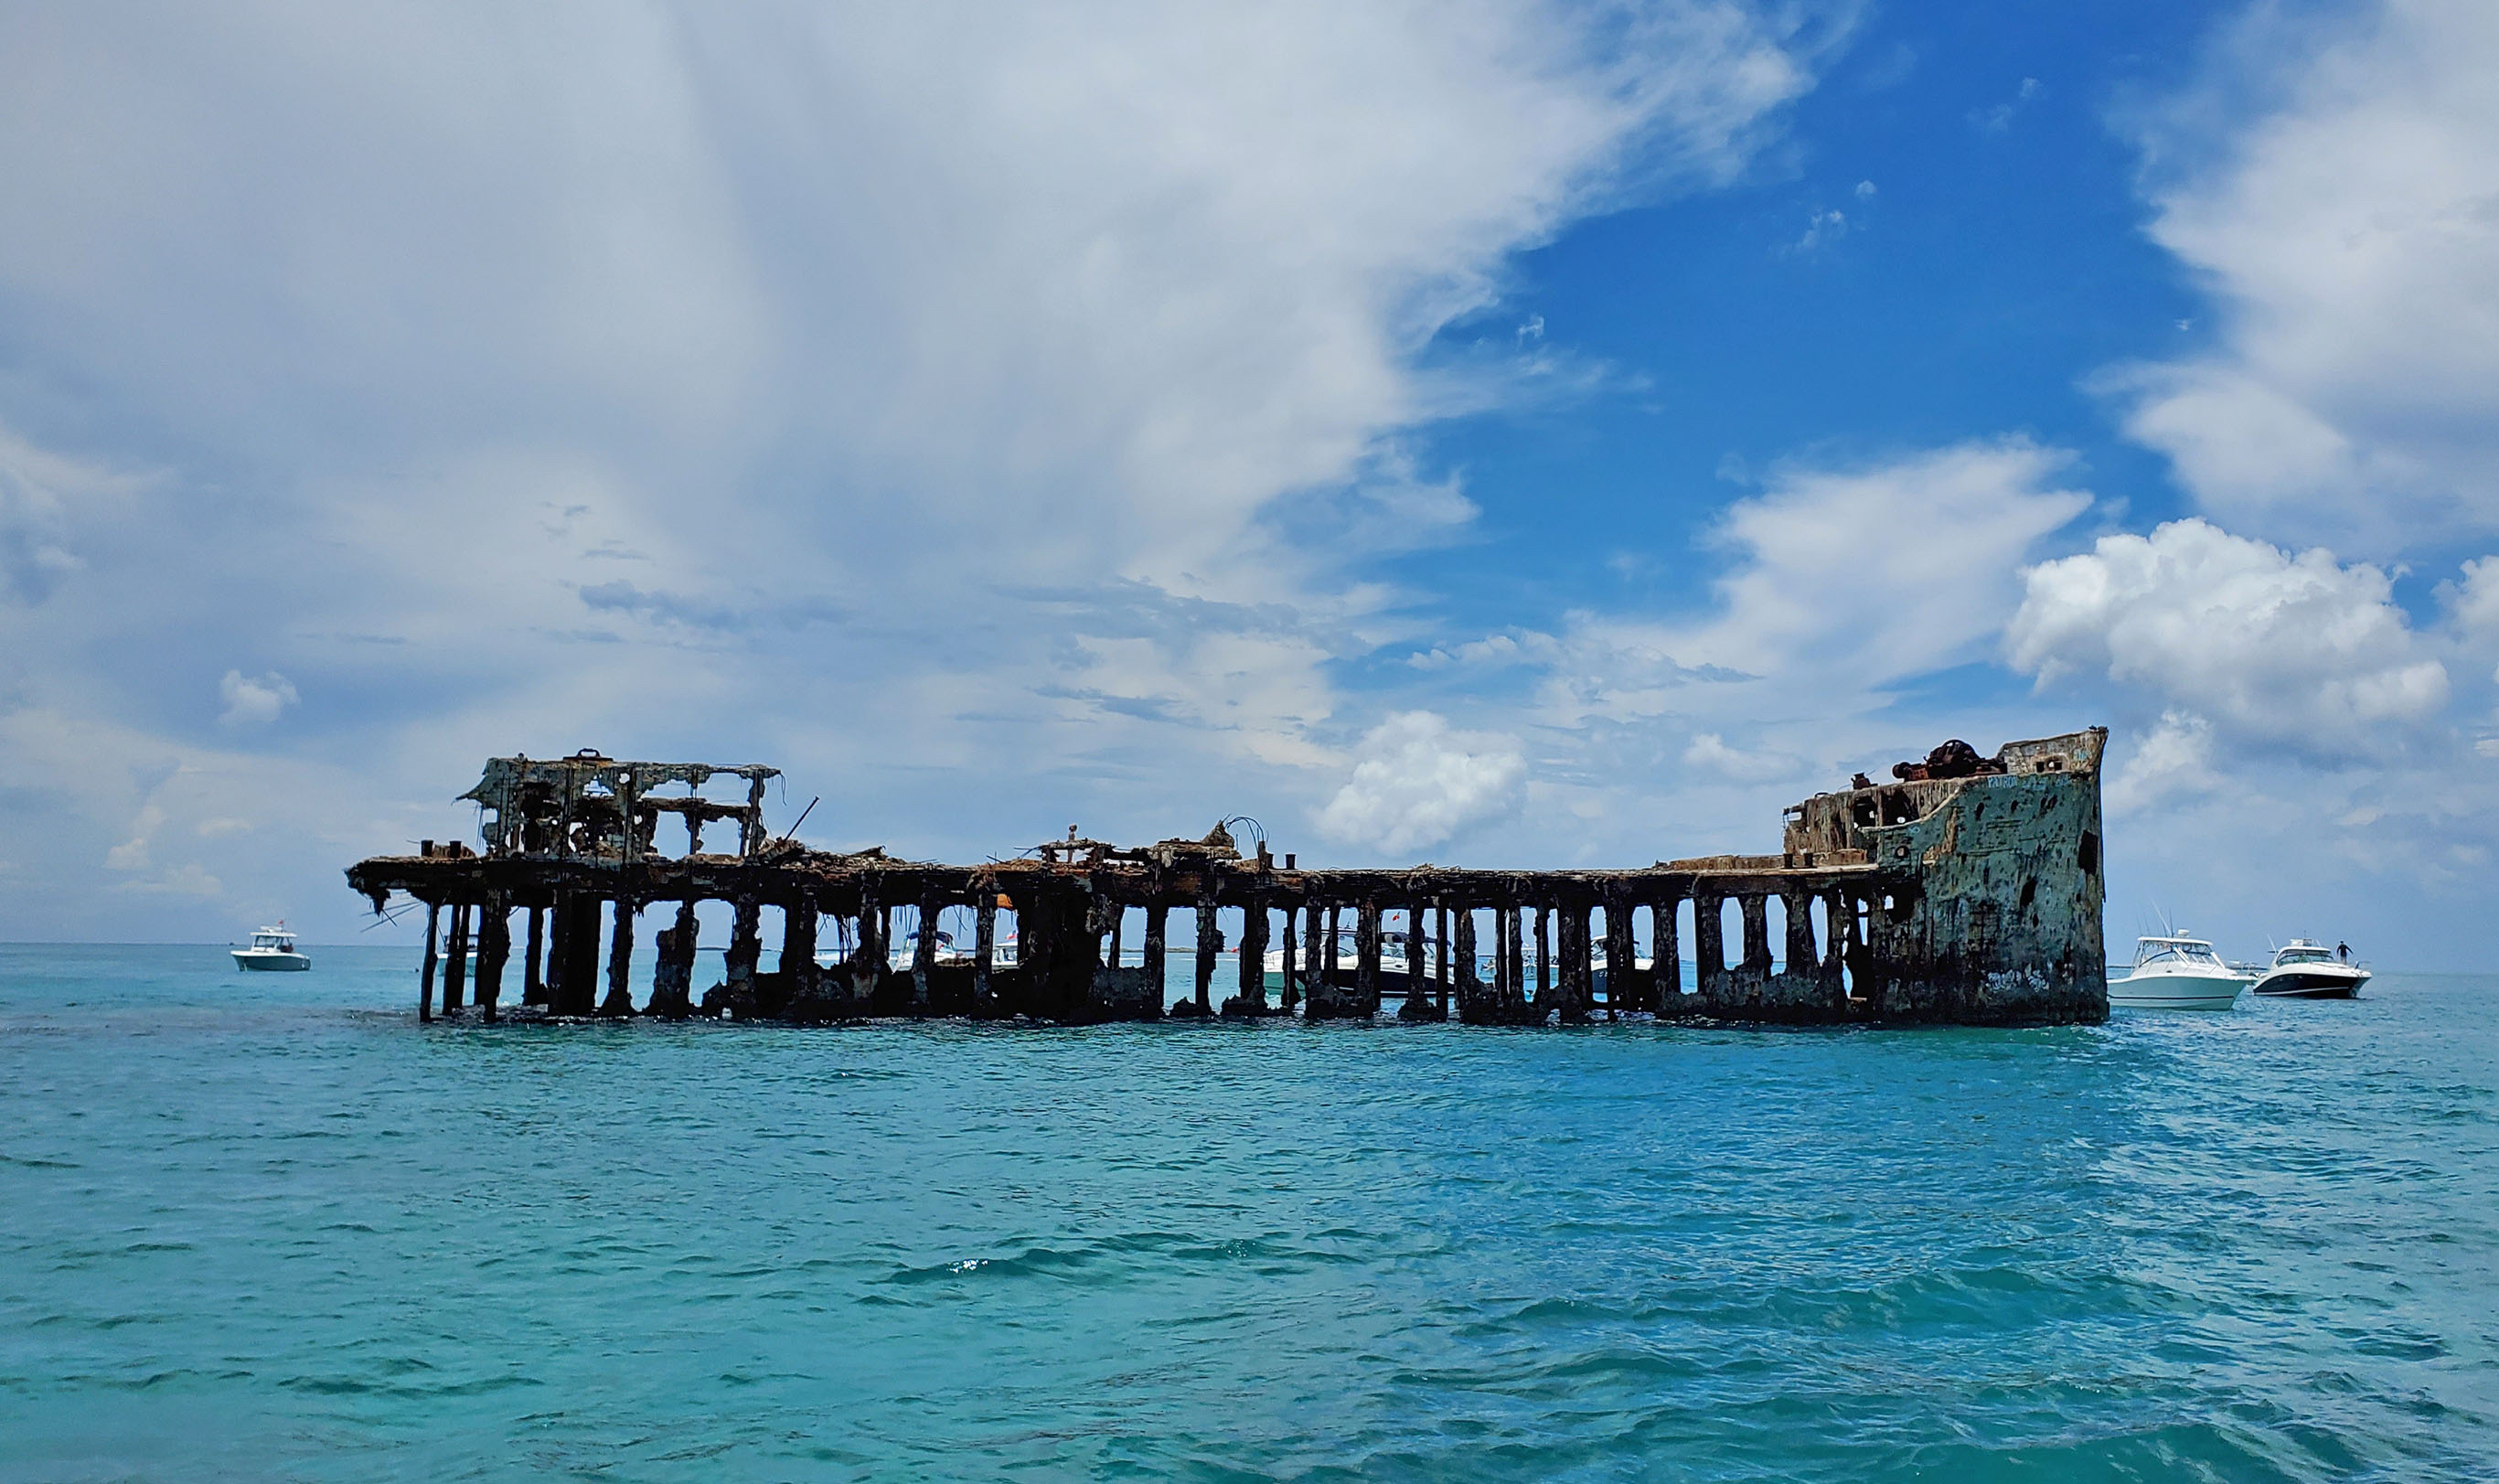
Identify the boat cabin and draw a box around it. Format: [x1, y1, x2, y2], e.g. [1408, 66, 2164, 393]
[2132, 934, 2225, 969]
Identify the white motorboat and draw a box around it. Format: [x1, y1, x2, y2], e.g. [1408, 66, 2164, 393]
[815, 924, 1014, 973]
[232, 925, 310, 972]
[2248, 939, 2369, 998]
[2108, 933, 2242, 1010]
[1264, 927, 1432, 993]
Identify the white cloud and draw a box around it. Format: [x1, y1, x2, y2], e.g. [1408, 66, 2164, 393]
[1683, 731, 1805, 783]
[105, 803, 164, 871]
[0, 425, 143, 603]
[117, 862, 224, 898]
[1970, 76, 2041, 133]
[2116, 1, 2499, 547]
[2008, 518, 2447, 757]
[2104, 710, 2221, 816]
[1671, 438, 2091, 685]
[1404, 631, 1565, 671]
[1436, 441, 2087, 744]
[2443, 555, 2499, 640]
[218, 670, 299, 729]
[1315, 711, 1525, 857]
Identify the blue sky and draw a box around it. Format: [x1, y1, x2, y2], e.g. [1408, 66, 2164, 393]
[2, 1, 2495, 966]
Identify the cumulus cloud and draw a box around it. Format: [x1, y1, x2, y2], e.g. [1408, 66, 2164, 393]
[2008, 518, 2447, 757]
[1316, 711, 1525, 857]
[2116, 2, 2499, 546]
[1673, 438, 2091, 684]
[217, 670, 299, 729]
[2443, 556, 2499, 642]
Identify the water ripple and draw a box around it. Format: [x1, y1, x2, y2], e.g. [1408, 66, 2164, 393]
[1, 946, 2494, 1480]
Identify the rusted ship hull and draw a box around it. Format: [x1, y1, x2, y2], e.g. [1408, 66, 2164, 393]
[346, 730, 2108, 1028]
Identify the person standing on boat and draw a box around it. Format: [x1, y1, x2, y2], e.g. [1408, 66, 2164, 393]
[2337, 941, 2351, 962]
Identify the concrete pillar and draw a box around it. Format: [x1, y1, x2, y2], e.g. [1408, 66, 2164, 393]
[1399, 901, 1444, 1023]
[1654, 897, 1681, 1009]
[522, 905, 546, 1006]
[1491, 904, 1511, 1002]
[476, 896, 510, 1021]
[1355, 900, 1381, 1016]
[975, 893, 998, 1008]
[650, 901, 698, 1019]
[854, 891, 883, 1007]
[1694, 894, 1725, 1003]
[419, 902, 439, 1023]
[1785, 891, 1817, 980]
[1841, 891, 1873, 1009]
[1436, 904, 1453, 1015]
[784, 897, 818, 999]
[544, 897, 569, 1009]
[726, 896, 761, 996]
[1603, 894, 1633, 1017]
[442, 903, 470, 1012]
[1533, 905, 1551, 1001]
[913, 893, 940, 1009]
[601, 897, 636, 1016]
[1304, 903, 1326, 1003]
[1193, 893, 1218, 1015]
[1142, 902, 1167, 994]
[1278, 904, 1299, 1009]
[1559, 902, 1592, 1025]
[1233, 896, 1267, 1013]
[1325, 905, 1343, 988]
[1741, 893, 1771, 976]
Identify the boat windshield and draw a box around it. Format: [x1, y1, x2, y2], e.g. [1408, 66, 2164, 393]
[251, 933, 293, 951]
[2137, 937, 2220, 966]
[2278, 945, 2332, 964]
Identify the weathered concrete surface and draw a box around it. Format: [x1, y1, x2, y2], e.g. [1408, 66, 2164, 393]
[1781, 730, 2107, 1025]
[347, 731, 2108, 1029]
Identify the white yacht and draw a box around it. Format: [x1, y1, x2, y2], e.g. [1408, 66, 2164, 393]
[232, 925, 310, 972]
[2248, 940, 2369, 998]
[816, 924, 1013, 973]
[1263, 928, 1431, 993]
[2109, 934, 2242, 1010]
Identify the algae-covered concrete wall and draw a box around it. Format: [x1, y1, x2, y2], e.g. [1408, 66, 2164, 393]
[1784, 730, 2107, 1023]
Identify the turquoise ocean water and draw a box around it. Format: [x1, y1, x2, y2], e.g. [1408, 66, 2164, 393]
[3, 943, 2494, 1480]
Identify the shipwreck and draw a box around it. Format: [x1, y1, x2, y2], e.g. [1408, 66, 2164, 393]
[346, 727, 2109, 1028]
